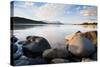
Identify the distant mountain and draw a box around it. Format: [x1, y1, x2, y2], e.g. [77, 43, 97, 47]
[11, 17, 47, 24]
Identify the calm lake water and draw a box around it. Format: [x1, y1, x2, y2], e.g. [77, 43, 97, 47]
[12, 24, 97, 48]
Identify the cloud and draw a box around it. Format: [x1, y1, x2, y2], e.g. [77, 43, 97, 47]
[79, 6, 97, 17]
[33, 3, 67, 21]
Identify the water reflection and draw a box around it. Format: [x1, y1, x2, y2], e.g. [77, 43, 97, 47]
[13, 24, 45, 30]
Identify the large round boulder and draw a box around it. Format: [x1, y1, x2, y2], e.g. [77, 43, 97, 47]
[43, 48, 69, 60]
[22, 36, 51, 58]
[65, 31, 95, 58]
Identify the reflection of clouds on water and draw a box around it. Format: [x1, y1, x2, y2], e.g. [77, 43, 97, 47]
[13, 25, 97, 48]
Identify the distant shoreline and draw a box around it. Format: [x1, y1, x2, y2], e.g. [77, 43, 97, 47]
[73, 23, 97, 25]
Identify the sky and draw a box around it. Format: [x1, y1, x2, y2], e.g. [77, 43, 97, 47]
[11, 1, 97, 24]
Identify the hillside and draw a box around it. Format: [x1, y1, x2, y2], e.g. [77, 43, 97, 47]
[11, 17, 47, 24]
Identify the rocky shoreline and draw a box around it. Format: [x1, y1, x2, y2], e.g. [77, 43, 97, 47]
[11, 31, 97, 66]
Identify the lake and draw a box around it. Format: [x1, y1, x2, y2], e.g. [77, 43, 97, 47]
[12, 24, 97, 48]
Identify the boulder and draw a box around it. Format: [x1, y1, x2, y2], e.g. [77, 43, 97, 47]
[43, 48, 69, 60]
[22, 36, 51, 58]
[51, 58, 69, 63]
[65, 31, 95, 58]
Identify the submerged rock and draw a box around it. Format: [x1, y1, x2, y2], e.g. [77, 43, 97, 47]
[43, 48, 69, 60]
[22, 36, 51, 58]
[65, 31, 95, 58]
[51, 58, 69, 63]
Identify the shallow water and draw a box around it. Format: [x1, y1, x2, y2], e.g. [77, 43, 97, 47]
[13, 24, 97, 48]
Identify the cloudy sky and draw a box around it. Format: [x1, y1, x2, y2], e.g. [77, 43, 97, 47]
[11, 1, 97, 24]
